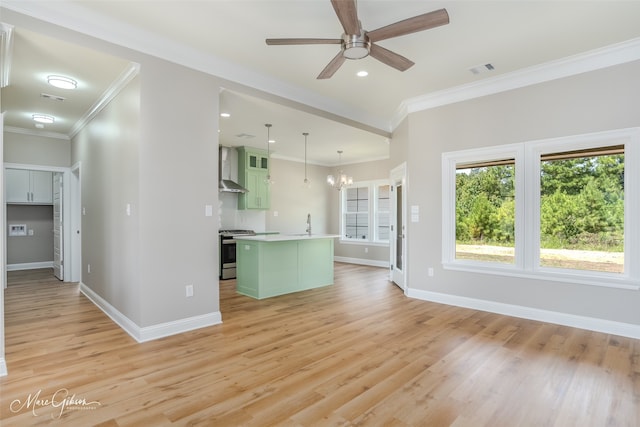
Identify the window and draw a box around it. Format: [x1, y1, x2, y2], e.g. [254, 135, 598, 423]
[539, 146, 624, 273]
[344, 186, 369, 240]
[442, 128, 640, 289]
[341, 180, 390, 244]
[455, 160, 515, 264]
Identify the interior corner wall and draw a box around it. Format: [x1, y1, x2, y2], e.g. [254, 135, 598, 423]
[5, 8, 223, 331]
[402, 60, 640, 326]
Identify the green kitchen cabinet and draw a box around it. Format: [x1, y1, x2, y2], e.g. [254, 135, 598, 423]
[235, 235, 336, 299]
[237, 146, 270, 210]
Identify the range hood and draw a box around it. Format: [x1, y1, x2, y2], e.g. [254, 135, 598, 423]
[219, 146, 248, 193]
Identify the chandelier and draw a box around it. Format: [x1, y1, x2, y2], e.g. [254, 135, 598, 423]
[327, 150, 353, 190]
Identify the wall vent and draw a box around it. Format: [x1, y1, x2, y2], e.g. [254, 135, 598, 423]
[41, 92, 66, 102]
[469, 63, 495, 75]
[235, 133, 255, 139]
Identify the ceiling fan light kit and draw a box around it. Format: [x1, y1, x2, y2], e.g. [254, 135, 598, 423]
[266, 0, 449, 79]
[342, 32, 370, 59]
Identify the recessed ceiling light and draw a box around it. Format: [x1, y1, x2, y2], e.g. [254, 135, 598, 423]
[220, 112, 231, 118]
[269, 139, 275, 144]
[356, 70, 368, 77]
[32, 114, 54, 124]
[47, 75, 77, 89]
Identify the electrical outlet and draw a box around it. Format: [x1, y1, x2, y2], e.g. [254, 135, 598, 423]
[186, 284, 194, 297]
[87, 264, 91, 274]
[364, 247, 369, 253]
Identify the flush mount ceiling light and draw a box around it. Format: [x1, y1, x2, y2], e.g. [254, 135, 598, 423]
[32, 114, 54, 124]
[327, 150, 353, 191]
[47, 75, 77, 89]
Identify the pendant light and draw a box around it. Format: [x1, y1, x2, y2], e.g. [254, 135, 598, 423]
[303, 132, 310, 187]
[327, 150, 353, 190]
[265, 123, 274, 185]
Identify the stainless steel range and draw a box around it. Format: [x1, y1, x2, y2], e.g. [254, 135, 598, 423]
[219, 229, 256, 279]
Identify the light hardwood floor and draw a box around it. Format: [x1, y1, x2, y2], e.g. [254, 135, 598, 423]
[1, 265, 638, 426]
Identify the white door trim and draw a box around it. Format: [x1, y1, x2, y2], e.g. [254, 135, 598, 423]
[390, 162, 407, 291]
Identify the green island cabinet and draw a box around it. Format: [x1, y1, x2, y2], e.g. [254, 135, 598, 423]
[235, 235, 336, 299]
[237, 146, 270, 210]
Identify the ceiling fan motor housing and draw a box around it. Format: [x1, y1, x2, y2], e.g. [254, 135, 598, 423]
[342, 32, 370, 59]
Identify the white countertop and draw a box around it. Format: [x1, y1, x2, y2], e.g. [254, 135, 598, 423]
[234, 234, 340, 242]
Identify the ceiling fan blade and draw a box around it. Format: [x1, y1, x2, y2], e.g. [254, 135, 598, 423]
[367, 8, 449, 42]
[331, 0, 360, 36]
[266, 38, 342, 46]
[317, 51, 346, 79]
[369, 43, 414, 72]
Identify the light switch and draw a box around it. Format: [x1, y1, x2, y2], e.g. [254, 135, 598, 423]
[205, 204, 213, 217]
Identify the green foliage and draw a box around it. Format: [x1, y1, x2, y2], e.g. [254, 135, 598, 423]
[456, 165, 514, 244]
[456, 154, 624, 252]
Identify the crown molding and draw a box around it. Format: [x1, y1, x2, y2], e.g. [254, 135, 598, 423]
[391, 37, 640, 130]
[69, 62, 140, 139]
[4, 126, 69, 140]
[0, 22, 14, 87]
[4, 1, 640, 136]
[1, 0, 389, 134]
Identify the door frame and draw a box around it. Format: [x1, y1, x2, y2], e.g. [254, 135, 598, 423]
[69, 162, 82, 283]
[390, 162, 407, 291]
[3, 163, 77, 281]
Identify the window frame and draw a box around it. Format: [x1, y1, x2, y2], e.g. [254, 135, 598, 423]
[340, 179, 390, 246]
[442, 128, 640, 290]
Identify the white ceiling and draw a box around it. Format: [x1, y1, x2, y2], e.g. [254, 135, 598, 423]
[2, 1, 640, 165]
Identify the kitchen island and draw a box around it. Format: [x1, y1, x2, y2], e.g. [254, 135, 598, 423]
[234, 234, 339, 299]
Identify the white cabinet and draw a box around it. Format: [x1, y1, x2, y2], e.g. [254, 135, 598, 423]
[5, 169, 53, 204]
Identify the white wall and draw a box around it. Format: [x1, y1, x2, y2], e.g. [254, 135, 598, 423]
[137, 54, 220, 328]
[267, 158, 332, 235]
[72, 75, 142, 324]
[6, 205, 54, 266]
[400, 60, 640, 327]
[5, 8, 223, 338]
[3, 132, 71, 167]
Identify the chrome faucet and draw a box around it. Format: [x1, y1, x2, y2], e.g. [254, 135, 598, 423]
[306, 213, 311, 236]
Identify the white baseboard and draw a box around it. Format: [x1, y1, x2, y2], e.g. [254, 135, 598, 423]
[407, 288, 640, 340]
[0, 358, 7, 377]
[334, 256, 389, 268]
[6, 261, 53, 271]
[79, 282, 222, 343]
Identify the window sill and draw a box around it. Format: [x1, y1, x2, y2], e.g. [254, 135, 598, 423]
[339, 239, 389, 247]
[442, 261, 640, 291]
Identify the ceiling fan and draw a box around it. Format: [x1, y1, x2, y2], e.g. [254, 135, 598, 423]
[265, 0, 449, 79]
